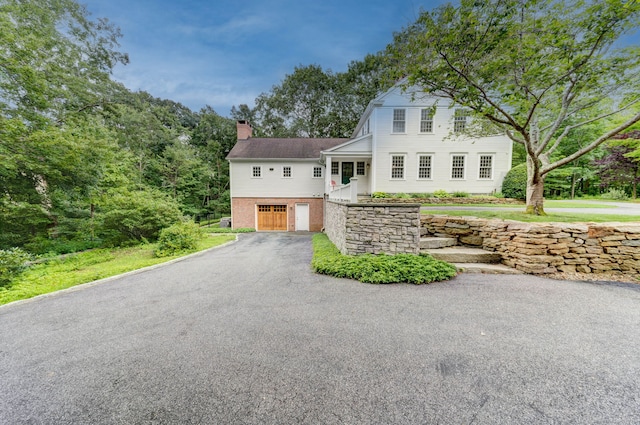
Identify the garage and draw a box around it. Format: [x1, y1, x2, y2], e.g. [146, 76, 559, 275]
[257, 205, 287, 231]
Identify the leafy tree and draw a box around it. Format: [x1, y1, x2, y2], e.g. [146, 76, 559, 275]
[388, 0, 640, 214]
[593, 144, 640, 198]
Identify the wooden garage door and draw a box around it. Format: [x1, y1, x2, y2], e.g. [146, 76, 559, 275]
[257, 205, 287, 231]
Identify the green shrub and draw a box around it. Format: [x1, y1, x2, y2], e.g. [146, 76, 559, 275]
[433, 189, 449, 198]
[393, 193, 411, 199]
[601, 188, 629, 200]
[154, 221, 203, 257]
[0, 248, 31, 287]
[409, 193, 431, 198]
[207, 227, 256, 233]
[502, 164, 527, 200]
[311, 233, 456, 284]
[372, 192, 390, 198]
[451, 191, 470, 198]
[99, 189, 183, 245]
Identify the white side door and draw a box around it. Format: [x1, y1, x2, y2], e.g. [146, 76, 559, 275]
[295, 203, 309, 231]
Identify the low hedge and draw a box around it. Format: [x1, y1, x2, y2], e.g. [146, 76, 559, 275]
[311, 233, 457, 284]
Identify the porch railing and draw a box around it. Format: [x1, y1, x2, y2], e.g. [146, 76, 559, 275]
[328, 178, 358, 203]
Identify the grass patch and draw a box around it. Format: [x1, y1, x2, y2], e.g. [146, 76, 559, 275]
[311, 233, 457, 284]
[421, 210, 640, 222]
[0, 235, 235, 306]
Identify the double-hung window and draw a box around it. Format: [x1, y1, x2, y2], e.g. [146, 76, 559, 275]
[420, 108, 434, 133]
[356, 161, 366, 176]
[451, 155, 466, 180]
[454, 109, 469, 133]
[282, 166, 292, 178]
[417, 155, 433, 179]
[478, 155, 493, 179]
[252, 165, 262, 178]
[390, 155, 405, 180]
[392, 109, 406, 133]
[313, 166, 323, 178]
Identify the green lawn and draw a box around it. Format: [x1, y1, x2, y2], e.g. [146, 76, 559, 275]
[421, 200, 621, 209]
[421, 209, 640, 222]
[0, 234, 236, 306]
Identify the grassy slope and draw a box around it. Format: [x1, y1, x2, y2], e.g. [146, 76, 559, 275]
[421, 210, 640, 222]
[0, 235, 236, 306]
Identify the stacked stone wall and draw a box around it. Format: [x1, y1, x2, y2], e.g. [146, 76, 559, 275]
[325, 201, 420, 255]
[422, 215, 640, 274]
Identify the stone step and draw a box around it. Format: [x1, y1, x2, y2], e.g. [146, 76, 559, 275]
[453, 263, 522, 274]
[423, 247, 502, 264]
[419, 237, 457, 249]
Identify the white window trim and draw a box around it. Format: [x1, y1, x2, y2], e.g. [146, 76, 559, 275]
[419, 108, 435, 134]
[450, 154, 467, 180]
[282, 165, 292, 179]
[251, 165, 262, 179]
[312, 166, 323, 179]
[356, 161, 366, 176]
[392, 108, 406, 134]
[454, 109, 469, 133]
[390, 154, 407, 180]
[417, 154, 434, 180]
[478, 154, 495, 180]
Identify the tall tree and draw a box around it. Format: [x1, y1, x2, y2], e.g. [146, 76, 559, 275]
[388, 0, 640, 214]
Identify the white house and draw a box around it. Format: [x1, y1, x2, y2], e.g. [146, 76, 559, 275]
[226, 84, 513, 231]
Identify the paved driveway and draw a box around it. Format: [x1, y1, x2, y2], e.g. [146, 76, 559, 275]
[1, 233, 639, 424]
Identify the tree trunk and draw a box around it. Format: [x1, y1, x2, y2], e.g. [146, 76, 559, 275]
[526, 160, 546, 215]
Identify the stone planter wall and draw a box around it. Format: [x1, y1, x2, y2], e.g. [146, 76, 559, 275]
[421, 215, 640, 274]
[325, 200, 420, 255]
[362, 197, 524, 205]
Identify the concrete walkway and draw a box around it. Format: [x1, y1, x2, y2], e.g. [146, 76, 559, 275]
[1, 233, 639, 424]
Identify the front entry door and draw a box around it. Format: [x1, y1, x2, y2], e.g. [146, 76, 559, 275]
[341, 162, 354, 185]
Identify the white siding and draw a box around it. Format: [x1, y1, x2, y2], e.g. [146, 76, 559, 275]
[230, 160, 326, 198]
[370, 94, 511, 194]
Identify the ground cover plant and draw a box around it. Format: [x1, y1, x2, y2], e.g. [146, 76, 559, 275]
[0, 235, 235, 306]
[311, 233, 456, 284]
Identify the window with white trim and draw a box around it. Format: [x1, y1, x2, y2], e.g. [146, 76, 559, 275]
[451, 155, 465, 179]
[420, 108, 434, 133]
[252, 165, 262, 178]
[313, 166, 323, 178]
[331, 161, 339, 175]
[392, 109, 406, 133]
[390, 155, 405, 179]
[478, 155, 493, 179]
[356, 161, 366, 176]
[282, 166, 292, 178]
[454, 109, 469, 133]
[418, 155, 433, 179]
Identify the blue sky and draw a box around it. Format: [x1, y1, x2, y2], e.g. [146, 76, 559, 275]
[81, 0, 444, 116]
[81, 1, 639, 117]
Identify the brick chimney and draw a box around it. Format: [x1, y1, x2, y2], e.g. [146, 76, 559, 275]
[236, 120, 253, 140]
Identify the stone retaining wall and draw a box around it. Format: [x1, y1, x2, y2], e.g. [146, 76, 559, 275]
[422, 215, 640, 274]
[325, 200, 420, 255]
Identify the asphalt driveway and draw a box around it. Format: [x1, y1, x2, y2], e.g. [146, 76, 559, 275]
[1, 233, 639, 424]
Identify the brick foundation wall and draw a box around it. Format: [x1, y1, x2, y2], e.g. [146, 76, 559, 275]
[231, 197, 324, 231]
[422, 215, 640, 274]
[325, 200, 421, 255]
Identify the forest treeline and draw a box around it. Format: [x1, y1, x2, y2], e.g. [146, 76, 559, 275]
[1, 0, 638, 254]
